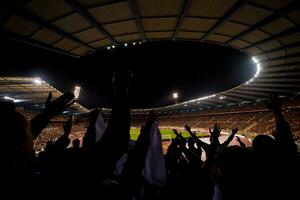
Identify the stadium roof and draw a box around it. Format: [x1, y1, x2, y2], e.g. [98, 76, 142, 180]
[1, 0, 300, 114]
[0, 76, 89, 114]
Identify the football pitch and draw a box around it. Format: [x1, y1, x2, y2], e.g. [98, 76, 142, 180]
[130, 128, 209, 141]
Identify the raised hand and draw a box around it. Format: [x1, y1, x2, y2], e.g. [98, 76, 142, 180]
[232, 127, 238, 135]
[209, 124, 221, 136]
[184, 125, 209, 152]
[31, 92, 75, 139]
[236, 136, 241, 142]
[184, 125, 192, 134]
[172, 129, 186, 145]
[172, 129, 183, 138]
[185, 125, 197, 140]
[44, 92, 75, 117]
[236, 136, 246, 148]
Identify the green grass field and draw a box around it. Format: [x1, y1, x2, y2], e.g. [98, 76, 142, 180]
[130, 128, 209, 141]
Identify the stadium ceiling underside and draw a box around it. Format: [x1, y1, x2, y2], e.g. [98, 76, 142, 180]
[1, 0, 300, 115]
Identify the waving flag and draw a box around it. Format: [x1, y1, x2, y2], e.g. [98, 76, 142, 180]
[142, 120, 167, 186]
[95, 112, 106, 143]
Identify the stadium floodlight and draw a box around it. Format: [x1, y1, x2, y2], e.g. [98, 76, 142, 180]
[33, 77, 42, 84]
[74, 86, 81, 99]
[173, 92, 178, 99]
[254, 63, 261, 78]
[133, 42, 136, 45]
[252, 57, 258, 63]
[107, 46, 111, 50]
[257, 63, 261, 72]
[4, 96, 15, 101]
[124, 43, 128, 47]
[112, 45, 115, 48]
[219, 96, 226, 100]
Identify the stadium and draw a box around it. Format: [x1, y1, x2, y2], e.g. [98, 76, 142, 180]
[0, 0, 300, 199]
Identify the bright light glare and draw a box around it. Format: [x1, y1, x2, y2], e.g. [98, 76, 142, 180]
[4, 96, 25, 103]
[4, 96, 16, 102]
[254, 63, 261, 78]
[219, 96, 226, 100]
[4, 96, 15, 101]
[133, 42, 136, 45]
[34, 78, 42, 84]
[74, 86, 81, 99]
[112, 45, 115, 48]
[139, 41, 142, 44]
[252, 57, 258, 63]
[245, 78, 255, 85]
[107, 46, 111, 50]
[173, 92, 178, 99]
[124, 43, 128, 47]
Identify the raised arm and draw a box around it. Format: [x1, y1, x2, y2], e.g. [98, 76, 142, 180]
[82, 108, 101, 149]
[31, 92, 75, 139]
[266, 94, 297, 158]
[50, 117, 73, 151]
[236, 136, 246, 148]
[94, 71, 132, 174]
[222, 128, 238, 148]
[185, 125, 209, 152]
[120, 112, 156, 198]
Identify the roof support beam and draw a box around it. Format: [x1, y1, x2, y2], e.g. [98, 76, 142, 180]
[1, 30, 79, 58]
[243, 26, 300, 51]
[199, 0, 249, 42]
[232, 89, 270, 97]
[254, 78, 300, 83]
[206, 98, 236, 105]
[261, 52, 300, 63]
[65, 0, 118, 45]
[225, 93, 253, 101]
[227, 92, 259, 100]
[0, 0, 32, 27]
[248, 82, 300, 88]
[240, 86, 298, 93]
[128, 0, 146, 41]
[225, 1, 300, 45]
[17, 9, 95, 51]
[262, 65, 300, 73]
[222, 96, 243, 102]
[256, 41, 300, 56]
[259, 71, 300, 78]
[264, 61, 300, 68]
[172, 0, 193, 41]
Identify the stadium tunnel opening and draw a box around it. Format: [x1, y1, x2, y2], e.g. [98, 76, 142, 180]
[0, 39, 256, 109]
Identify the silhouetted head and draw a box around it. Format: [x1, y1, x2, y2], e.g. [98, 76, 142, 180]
[0, 102, 33, 169]
[213, 146, 259, 199]
[252, 134, 277, 159]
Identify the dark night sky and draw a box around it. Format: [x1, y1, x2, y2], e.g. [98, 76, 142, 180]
[0, 38, 256, 109]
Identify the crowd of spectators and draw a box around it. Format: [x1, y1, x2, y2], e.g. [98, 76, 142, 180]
[16, 95, 300, 153]
[1, 71, 299, 199]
